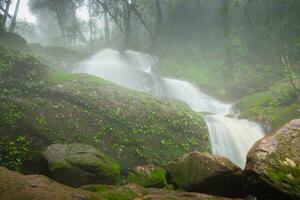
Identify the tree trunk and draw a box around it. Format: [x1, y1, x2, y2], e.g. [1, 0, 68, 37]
[104, 0, 110, 45]
[2, 0, 11, 29]
[71, 1, 78, 47]
[123, 0, 131, 49]
[88, 0, 93, 42]
[223, 0, 232, 67]
[8, 0, 20, 32]
[54, 2, 67, 47]
[95, 0, 124, 34]
[152, 0, 162, 52]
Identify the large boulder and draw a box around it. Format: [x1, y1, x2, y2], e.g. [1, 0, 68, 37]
[127, 165, 167, 188]
[167, 152, 246, 198]
[0, 167, 102, 200]
[243, 119, 300, 200]
[42, 143, 121, 187]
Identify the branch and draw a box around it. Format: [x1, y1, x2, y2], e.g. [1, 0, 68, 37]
[94, 0, 124, 33]
[121, 0, 154, 39]
[0, 5, 12, 18]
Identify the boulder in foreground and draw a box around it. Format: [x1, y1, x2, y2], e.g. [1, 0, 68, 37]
[168, 152, 246, 198]
[0, 166, 102, 200]
[244, 119, 300, 200]
[43, 143, 121, 187]
[0, 166, 241, 200]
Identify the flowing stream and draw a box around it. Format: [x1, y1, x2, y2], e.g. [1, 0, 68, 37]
[74, 49, 265, 168]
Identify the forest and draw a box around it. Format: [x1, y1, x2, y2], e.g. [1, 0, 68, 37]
[0, 0, 299, 200]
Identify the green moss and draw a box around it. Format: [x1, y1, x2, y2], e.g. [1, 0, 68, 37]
[238, 78, 300, 130]
[127, 167, 167, 188]
[48, 71, 77, 82]
[29, 44, 90, 72]
[81, 185, 112, 193]
[82, 185, 138, 200]
[0, 45, 210, 172]
[50, 161, 68, 171]
[266, 157, 300, 192]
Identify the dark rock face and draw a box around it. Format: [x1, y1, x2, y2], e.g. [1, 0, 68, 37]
[42, 143, 121, 187]
[0, 167, 101, 200]
[167, 152, 246, 198]
[243, 119, 300, 200]
[127, 165, 167, 188]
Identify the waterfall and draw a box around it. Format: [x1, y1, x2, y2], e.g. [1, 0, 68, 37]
[74, 49, 265, 168]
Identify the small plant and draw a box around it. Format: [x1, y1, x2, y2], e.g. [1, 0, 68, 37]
[0, 135, 31, 171]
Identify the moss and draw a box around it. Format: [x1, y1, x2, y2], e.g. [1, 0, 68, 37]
[267, 166, 300, 191]
[29, 44, 90, 72]
[263, 129, 300, 193]
[238, 78, 300, 131]
[0, 32, 28, 52]
[81, 185, 138, 200]
[50, 161, 69, 171]
[127, 166, 167, 188]
[0, 45, 210, 172]
[48, 71, 77, 82]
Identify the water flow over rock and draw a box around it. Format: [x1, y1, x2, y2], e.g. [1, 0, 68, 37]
[74, 49, 265, 168]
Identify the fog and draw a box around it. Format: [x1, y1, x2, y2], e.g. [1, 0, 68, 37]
[0, 1, 299, 199]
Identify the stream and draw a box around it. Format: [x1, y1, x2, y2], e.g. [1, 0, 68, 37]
[73, 49, 265, 168]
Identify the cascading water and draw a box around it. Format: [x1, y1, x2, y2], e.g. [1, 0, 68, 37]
[74, 49, 265, 168]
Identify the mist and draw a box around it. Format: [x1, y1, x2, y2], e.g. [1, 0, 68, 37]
[0, 0, 299, 200]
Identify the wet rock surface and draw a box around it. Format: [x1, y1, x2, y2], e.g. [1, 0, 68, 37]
[244, 119, 300, 200]
[42, 143, 121, 187]
[167, 152, 246, 198]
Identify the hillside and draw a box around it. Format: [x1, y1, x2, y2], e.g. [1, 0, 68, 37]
[0, 42, 209, 172]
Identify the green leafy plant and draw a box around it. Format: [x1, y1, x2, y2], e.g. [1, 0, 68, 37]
[0, 135, 31, 171]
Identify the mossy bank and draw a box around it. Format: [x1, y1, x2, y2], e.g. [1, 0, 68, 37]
[237, 78, 300, 131]
[0, 41, 209, 173]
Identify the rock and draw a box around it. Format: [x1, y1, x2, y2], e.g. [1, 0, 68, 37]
[0, 167, 103, 200]
[167, 152, 246, 198]
[81, 183, 241, 200]
[127, 165, 167, 188]
[243, 119, 300, 200]
[0, 166, 239, 200]
[42, 143, 121, 187]
[0, 32, 28, 51]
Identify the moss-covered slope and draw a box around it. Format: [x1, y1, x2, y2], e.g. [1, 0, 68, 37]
[238, 78, 300, 131]
[0, 45, 209, 172]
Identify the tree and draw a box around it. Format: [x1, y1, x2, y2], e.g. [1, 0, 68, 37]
[29, 0, 85, 47]
[222, 0, 232, 67]
[244, 0, 300, 98]
[103, 0, 110, 44]
[1, 0, 12, 29]
[9, 0, 21, 32]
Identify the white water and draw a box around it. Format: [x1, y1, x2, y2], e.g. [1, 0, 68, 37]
[74, 49, 265, 168]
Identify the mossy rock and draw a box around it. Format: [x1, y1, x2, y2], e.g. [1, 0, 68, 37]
[0, 166, 103, 200]
[238, 78, 300, 131]
[244, 119, 300, 200]
[127, 165, 167, 188]
[0, 166, 240, 200]
[43, 143, 121, 187]
[167, 152, 246, 198]
[0, 32, 28, 51]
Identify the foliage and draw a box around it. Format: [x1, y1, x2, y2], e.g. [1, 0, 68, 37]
[0, 136, 31, 171]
